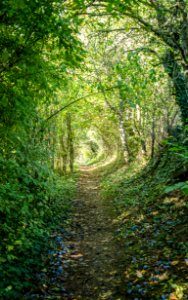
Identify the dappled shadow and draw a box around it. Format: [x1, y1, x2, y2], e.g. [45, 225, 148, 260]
[24, 169, 188, 300]
[115, 192, 188, 299]
[62, 172, 126, 299]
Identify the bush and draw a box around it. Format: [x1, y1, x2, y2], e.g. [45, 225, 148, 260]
[0, 153, 76, 299]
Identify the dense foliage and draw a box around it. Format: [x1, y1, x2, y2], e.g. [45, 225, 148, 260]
[0, 1, 82, 298]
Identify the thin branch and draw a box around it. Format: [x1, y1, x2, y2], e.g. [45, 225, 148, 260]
[91, 48, 119, 114]
[46, 85, 122, 121]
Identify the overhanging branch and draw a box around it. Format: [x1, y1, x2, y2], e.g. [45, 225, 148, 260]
[46, 85, 122, 121]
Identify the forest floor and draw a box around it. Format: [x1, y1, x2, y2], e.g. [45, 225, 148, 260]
[27, 169, 127, 300]
[62, 169, 126, 299]
[28, 165, 188, 300]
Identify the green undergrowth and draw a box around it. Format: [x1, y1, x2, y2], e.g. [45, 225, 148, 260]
[0, 164, 77, 300]
[90, 153, 125, 177]
[101, 144, 188, 299]
[86, 152, 107, 166]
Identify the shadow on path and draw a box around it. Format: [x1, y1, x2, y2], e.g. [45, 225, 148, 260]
[64, 171, 126, 299]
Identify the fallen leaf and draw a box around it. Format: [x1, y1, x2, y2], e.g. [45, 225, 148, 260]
[169, 294, 178, 300]
[171, 260, 179, 266]
[70, 253, 83, 259]
[136, 270, 143, 278]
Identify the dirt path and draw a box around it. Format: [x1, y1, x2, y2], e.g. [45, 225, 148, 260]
[64, 172, 126, 300]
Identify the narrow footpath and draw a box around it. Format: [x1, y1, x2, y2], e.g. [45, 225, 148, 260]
[64, 171, 126, 299]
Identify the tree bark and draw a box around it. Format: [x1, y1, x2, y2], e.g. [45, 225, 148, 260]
[133, 106, 147, 156]
[66, 113, 74, 173]
[60, 132, 68, 174]
[151, 113, 156, 159]
[118, 112, 131, 162]
[162, 50, 188, 126]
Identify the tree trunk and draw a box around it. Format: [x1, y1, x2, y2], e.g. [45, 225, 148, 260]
[66, 113, 74, 173]
[162, 50, 188, 126]
[134, 106, 147, 156]
[151, 1, 188, 126]
[60, 133, 68, 174]
[151, 113, 156, 159]
[47, 125, 56, 170]
[141, 139, 147, 156]
[118, 113, 131, 162]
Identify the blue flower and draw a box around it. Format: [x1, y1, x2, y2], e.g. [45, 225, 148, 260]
[55, 236, 63, 243]
[143, 265, 149, 269]
[132, 257, 137, 262]
[130, 225, 139, 231]
[127, 282, 133, 287]
[138, 288, 144, 294]
[151, 277, 159, 282]
[57, 266, 63, 274]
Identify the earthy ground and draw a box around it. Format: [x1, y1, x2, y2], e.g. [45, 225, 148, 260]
[63, 171, 126, 300]
[26, 168, 188, 300]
